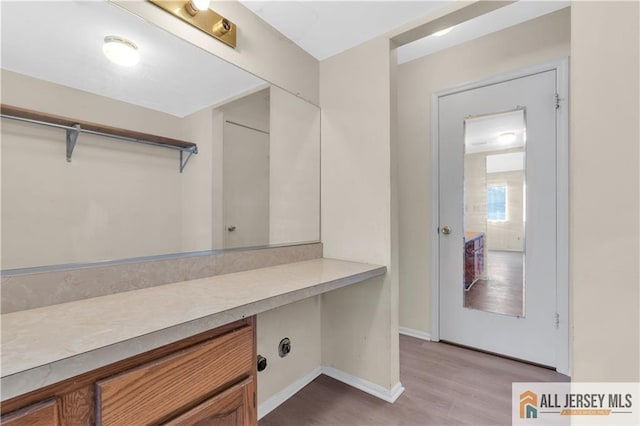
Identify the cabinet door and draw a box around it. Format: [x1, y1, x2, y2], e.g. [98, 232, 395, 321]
[164, 377, 254, 426]
[1, 399, 58, 426]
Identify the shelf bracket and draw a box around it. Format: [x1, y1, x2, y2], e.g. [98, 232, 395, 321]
[179, 146, 198, 173]
[66, 124, 80, 162]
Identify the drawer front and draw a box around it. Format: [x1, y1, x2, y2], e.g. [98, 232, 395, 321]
[164, 377, 253, 426]
[96, 326, 253, 425]
[1, 399, 58, 426]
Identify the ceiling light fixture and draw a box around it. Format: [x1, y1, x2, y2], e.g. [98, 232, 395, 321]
[102, 36, 140, 67]
[498, 132, 517, 144]
[185, 0, 210, 16]
[433, 26, 454, 37]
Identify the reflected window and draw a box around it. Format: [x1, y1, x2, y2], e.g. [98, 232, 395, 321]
[487, 185, 507, 221]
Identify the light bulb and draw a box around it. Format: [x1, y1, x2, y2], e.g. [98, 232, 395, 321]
[433, 26, 454, 37]
[498, 132, 516, 144]
[103, 36, 139, 67]
[190, 0, 210, 11]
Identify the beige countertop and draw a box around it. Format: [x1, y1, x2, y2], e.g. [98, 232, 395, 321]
[1, 258, 386, 401]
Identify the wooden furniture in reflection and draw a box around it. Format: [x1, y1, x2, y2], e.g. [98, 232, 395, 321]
[464, 232, 485, 290]
[1, 318, 257, 426]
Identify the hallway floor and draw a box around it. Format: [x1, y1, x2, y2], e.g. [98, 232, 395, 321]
[260, 335, 568, 426]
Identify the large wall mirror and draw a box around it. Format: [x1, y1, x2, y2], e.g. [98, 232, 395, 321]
[0, 1, 320, 270]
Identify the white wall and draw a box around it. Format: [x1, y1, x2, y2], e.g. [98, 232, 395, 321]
[320, 37, 400, 393]
[570, 1, 639, 381]
[1, 70, 213, 269]
[256, 297, 321, 407]
[397, 9, 570, 334]
[269, 86, 321, 245]
[114, 0, 319, 105]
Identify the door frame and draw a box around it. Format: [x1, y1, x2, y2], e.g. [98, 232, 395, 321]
[429, 58, 570, 375]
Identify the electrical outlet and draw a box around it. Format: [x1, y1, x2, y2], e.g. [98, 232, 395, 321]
[278, 337, 291, 357]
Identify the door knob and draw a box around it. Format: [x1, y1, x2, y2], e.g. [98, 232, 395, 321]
[441, 226, 451, 235]
[227, 225, 236, 232]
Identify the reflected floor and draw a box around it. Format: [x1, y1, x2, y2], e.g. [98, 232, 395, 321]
[464, 250, 523, 317]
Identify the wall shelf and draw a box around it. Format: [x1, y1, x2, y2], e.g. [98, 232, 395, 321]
[0, 104, 198, 173]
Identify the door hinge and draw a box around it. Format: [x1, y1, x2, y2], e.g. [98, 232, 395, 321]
[554, 312, 560, 329]
[555, 93, 561, 109]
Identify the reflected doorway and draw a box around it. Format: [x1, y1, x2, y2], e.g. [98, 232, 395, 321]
[463, 109, 525, 317]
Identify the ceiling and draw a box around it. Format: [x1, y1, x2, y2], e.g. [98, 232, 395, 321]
[397, 1, 569, 64]
[0, 1, 265, 117]
[465, 109, 525, 155]
[239, 1, 449, 60]
[239, 0, 569, 62]
[1, 1, 569, 117]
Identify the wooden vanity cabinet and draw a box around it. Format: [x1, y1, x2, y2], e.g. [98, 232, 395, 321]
[0, 317, 257, 426]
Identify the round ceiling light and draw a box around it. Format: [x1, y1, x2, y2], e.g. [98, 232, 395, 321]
[102, 36, 140, 67]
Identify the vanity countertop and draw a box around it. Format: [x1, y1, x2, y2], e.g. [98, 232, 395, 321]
[1, 258, 386, 401]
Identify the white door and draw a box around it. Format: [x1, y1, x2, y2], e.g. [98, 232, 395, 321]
[438, 70, 559, 367]
[223, 121, 270, 249]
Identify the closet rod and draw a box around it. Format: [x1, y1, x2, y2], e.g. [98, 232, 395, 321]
[0, 104, 198, 173]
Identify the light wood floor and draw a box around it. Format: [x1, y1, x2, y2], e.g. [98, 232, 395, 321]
[260, 335, 568, 426]
[465, 250, 524, 317]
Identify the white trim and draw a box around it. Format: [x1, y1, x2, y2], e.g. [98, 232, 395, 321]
[430, 91, 441, 342]
[257, 366, 322, 420]
[554, 57, 571, 377]
[258, 366, 406, 420]
[430, 57, 570, 374]
[399, 327, 432, 341]
[321, 366, 405, 403]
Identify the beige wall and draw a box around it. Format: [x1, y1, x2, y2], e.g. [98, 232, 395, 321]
[397, 9, 570, 334]
[269, 86, 321, 245]
[1, 70, 214, 269]
[320, 37, 400, 392]
[256, 297, 321, 407]
[570, 1, 639, 381]
[114, 0, 319, 105]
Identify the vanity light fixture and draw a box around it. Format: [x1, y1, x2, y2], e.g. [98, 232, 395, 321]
[433, 26, 454, 37]
[498, 132, 517, 144]
[102, 36, 140, 67]
[149, 0, 236, 48]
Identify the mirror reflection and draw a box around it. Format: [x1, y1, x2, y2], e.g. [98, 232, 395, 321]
[463, 109, 526, 317]
[0, 1, 320, 270]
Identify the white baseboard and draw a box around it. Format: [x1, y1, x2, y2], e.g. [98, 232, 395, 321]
[321, 366, 405, 403]
[399, 326, 432, 341]
[258, 366, 406, 420]
[257, 366, 322, 420]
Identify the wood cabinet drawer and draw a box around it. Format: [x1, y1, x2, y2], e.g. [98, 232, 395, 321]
[96, 325, 253, 425]
[164, 377, 254, 426]
[1, 399, 58, 426]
